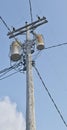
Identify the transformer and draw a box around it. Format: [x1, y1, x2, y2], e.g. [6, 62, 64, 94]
[10, 41, 22, 61]
[36, 34, 44, 50]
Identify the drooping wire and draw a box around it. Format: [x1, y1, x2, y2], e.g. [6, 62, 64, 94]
[34, 65, 67, 127]
[29, 0, 33, 22]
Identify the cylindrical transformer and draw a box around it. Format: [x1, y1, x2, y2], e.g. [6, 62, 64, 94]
[10, 41, 22, 61]
[36, 34, 45, 50]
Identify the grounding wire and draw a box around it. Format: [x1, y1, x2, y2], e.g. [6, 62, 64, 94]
[29, 0, 33, 23]
[34, 65, 67, 127]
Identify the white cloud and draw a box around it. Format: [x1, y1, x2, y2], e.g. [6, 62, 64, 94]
[0, 96, 26, 130]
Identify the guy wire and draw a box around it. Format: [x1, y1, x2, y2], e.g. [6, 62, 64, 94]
[34, 65, 67, 127]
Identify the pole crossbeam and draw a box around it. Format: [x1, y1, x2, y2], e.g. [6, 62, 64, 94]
[7, 17, 48, 38]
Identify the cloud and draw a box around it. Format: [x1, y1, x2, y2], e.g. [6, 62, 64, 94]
[0, 96, 26, 130]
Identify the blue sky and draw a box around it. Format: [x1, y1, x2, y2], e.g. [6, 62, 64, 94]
[0, 0, 67, 130]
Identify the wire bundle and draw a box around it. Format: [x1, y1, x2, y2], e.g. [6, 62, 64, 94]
[0, 62, 23, 80]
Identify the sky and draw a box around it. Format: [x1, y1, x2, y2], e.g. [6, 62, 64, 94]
[0, 0, 67, 130]
[0, 96, 25, 130]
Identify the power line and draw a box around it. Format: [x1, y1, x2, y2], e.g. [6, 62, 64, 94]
[0, 63, 18, 74]
[33, 42, 67, 61]
[0, 16, 20, 43]
[0, 66, 15, 78]
[34, 65, 67, 127]
[0, 16, 11, 32]
[29, 0, 33, 22]
[45, 42, 67, 50]
[0, 62, 22, 78]
[0, 71, 19, 81]
[0, 69, 13, 78]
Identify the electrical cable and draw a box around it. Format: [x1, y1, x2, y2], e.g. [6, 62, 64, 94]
[0, 16, 19, 43]
[45, 42, 67, 50]
[0, 71, 19, 80]
[33, 42, 67, 61]
[13, 62, 23, 73]
[0, 67, 12, 74]
[0, 66, 15, 78]
[0, 62, 22, 78]
[0, 16, 10, 32]
[34, 65, 67, 127]
[0, 69, 13, 78]
[0, 62, 23, 80]
[0, 64, 16, 75]
[29, 0, 33, 22]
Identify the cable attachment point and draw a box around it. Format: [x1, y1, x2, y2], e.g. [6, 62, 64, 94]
[32, 60, 35, 67]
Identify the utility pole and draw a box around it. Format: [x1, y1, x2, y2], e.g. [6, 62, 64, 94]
[7, 17, 48, 130]
[26, 25, 36, 130]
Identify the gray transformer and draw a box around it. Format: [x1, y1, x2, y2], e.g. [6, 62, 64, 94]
[10, 41, 22, 61]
